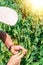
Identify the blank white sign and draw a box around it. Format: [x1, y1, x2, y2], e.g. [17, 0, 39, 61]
[0, 6, 18, 26]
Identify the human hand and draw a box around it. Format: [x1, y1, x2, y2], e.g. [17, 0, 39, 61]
[10, 45, 27, 55]
[7, 52, 26, 65]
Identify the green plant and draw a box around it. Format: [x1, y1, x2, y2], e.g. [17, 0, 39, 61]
[0, 0, 43, 65]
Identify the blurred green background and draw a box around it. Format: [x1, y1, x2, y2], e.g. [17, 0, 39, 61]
[0, 0, 43, 65]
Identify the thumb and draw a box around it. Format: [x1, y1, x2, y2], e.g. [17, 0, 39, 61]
[18, 51, 25, 59]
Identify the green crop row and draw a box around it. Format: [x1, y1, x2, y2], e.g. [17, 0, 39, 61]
[0, 0, 43, 65]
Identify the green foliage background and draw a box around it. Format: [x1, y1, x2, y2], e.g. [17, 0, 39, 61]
[0, 0, 43, 65]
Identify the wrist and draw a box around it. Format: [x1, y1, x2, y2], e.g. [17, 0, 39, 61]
[9, 45, 14, 51]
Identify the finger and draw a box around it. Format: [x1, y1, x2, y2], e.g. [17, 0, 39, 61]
[18, 62, 20, 65]
[14, 45, 27, 52]
[14, 45, 21, 51]
[14, 53, 21, 57]
[18, 63, 20, 65]
[19, 46, 27, 55]
[9, 53, 21, 60]
[11, 50, 19, 55]
[16, 59, 21, 65]
[14, 45, 25, 51]
[18, 52, 25, 59]
[17, 59, 21, 65]
[19, 46, 27, 52]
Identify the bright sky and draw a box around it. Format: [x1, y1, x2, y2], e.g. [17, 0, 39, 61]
[24, 0, 43, 15]
[31, 0, 43, 11]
